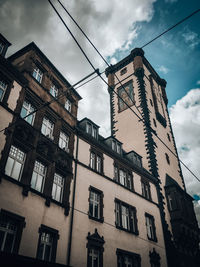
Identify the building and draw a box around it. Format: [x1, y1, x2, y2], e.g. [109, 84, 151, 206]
[0, 35, 199, 267]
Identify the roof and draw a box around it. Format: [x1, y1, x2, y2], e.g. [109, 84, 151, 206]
[8, 42, 82, 100]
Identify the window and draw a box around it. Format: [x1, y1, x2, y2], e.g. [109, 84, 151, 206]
[0, 43, 4, 54]
[112, 140, 121, 154]
[116, 249, 141, 267]
[167, 192, 178, 211]
[167, 133, 171, 142]
[50, 84, 58, 98]
[31, 160, 46, 192]
[65, 99, 71, 112]
[5, 145, 26, 181]
[90, 150, 103, 174]
[88, 248, 100, 267]
[115, 199, 138, 234]
[153, 119, 157, 127]
[149, 248, 160, 267]
[37, 225, 59, 262]
[20, 100, 35, 125]
[88, 187, 103, 222]
[52, 173, 64, 202]
[86, 123, 98, 139]
[32, 67, 43, 83]
[41, 117, 54, 139]
[120, 67, 127, 76]
[58, 131, 69, 151]
[165, 153, 170, 165]
[114, 165, 133, 190]
[141, 180, 151, 200]
[0, 210, 25, 254]
[145, 213, 157, 242]
[87, 229, 104, 267]
[0, 80, 7, 101]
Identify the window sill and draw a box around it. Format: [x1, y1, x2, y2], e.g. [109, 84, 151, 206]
[147, 236, 157, 243]
[88, 214, 104, 223]
[116, 225, 139, 235]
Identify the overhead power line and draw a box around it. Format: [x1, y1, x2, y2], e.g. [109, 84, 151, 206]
[141, 9, 200, 48]
[0, 69, 100, 133]
[50, 0, 200, 183]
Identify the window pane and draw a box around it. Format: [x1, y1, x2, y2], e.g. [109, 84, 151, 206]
[44, 244, 51, 261]
[12, 161, 22, 180]
[38, 243, 44, 259]
[5, 157, 14, 177]
[36, 174, 43, 192]
[31, 172, 37, 189]
[3, 233, 15, 253]
[55, 186, 61, 202]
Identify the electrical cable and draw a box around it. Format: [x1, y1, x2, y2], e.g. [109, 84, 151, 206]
[54, 0, 200, 182]
[0, 69, 98, 133]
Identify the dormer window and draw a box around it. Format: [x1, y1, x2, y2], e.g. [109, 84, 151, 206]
[126, 151, 142, 168]
[32, 67, 43, 83]
[65, 99, 71, 112]
[86, 123, 98, 139]
[50, 84, 58, 98]
[112, 140, 121, 154]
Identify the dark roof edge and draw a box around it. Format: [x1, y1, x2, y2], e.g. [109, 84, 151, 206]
[0, 33, 11, 46]
[8, 42, 82, 100]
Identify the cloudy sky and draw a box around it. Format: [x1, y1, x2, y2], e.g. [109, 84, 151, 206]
[0, 0, 200, 222]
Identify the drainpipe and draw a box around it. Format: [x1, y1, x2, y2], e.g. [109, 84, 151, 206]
[67, 134, 79, 266]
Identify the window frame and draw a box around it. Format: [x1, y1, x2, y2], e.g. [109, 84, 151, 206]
[87, 229, 104, 267]
[65, 99, 72, 112]
[20, 99, 35, 125]
[116, 248, 141, 267]
[50, 83, 58, 98]
[89, 149, 103, 174]
[0, 209, 25, 254]
[41, 117, 54, 140]
[5, 145, 26, 181]
[141, 179, 152, 200]
[51, 173, 64, 203]
[32, 66, 43, 84]
[31, 160, 46, 193]
[58, 131, 70, 151]
[145, 213, 157, 242]
[88, 186, 104, 223]
[115, 199, 138, 235]
[36, 224, 59, 263]
[114, 164, 133, 191]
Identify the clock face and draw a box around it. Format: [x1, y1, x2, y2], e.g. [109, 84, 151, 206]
[118, 82, 134, 112]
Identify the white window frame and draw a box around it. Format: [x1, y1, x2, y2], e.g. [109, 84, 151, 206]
[32, 67, 43, 83]
[65, 99, 71, 112]
[119, 169, 126, 186]
[5, 145, 26, 181]
[146, 216, 155, 240]
[89, 248, 100, 267]
[0, 80, 7, 101]
[20, 100, 35, 125]
[31, 160, 46, 192]
[50, 84, 58, 98]
[58, 131, 69, 150]
[41, 117, 54, 139]
[52, 173, 64, 202]
[89, 190, 100, 219]
[90, 152, 95, 169]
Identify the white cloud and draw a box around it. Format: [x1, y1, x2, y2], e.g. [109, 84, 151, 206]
[0, 0, 156, 137]
[157, 65, 170, 74]
[170, 89, 200, 224]
[182, 27, 200, 49]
